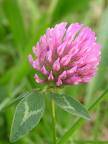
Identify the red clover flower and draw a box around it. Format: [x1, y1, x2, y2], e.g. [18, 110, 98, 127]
[29, 22, 101, 86]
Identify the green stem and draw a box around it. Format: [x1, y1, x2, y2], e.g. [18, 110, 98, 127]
[51, 98, 56, 144]
[57, 87, 108, 144]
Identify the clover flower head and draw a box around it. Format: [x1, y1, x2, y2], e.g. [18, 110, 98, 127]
[28, 22, 101, 86]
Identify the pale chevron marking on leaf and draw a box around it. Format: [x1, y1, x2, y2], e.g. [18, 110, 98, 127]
[21, 101, 43, 125]
[22, 101, 29, 123]
[60, 96, 75, 111]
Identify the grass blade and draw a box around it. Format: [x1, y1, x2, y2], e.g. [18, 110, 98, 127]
[3, 0, 27, 54]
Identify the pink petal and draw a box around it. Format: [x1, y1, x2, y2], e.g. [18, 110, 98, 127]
[53, 58, 60, 72]
[48, 71, 54, 80]
[57, 41, 67, 56]
[65, 23, 83, 41]
[66, 66, 77, 76]
[56, 79, 62, 86]
[65, 76, 81, 85]
[32, 60, 40, 70]
[47, 50, 53, 63]
[58, 71, 67, 79]
[60, 54, 72, 66]
[41, 66, 49, 75]
[28, 54, 33, 64]
[34, 74, 45, 83]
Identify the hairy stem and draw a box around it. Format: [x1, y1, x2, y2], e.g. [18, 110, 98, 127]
[51, 98, 56, 144]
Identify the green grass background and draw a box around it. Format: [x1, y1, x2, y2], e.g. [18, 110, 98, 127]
[0, 0, 108, 143]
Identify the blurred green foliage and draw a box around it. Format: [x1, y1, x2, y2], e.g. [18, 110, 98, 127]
[0, 0, 108, 143]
